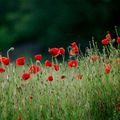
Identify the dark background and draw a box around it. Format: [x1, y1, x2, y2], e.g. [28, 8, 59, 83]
[0, 0, 120, 58]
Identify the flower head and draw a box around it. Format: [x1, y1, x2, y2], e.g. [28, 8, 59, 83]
[29, 65, 40, 74]
[68, 60, 78, 67]
[0, 57, 10, 65]
[48, 48, 59, 57]
[29, 96, 33, 100]
[76, 74, 83, 80]
[47, 75, 53, 81]
[116, 103, 120, 112]
[117, 37, 120, 44]
[101, 39, 109, 45]
[17, 117, 22, 120]
[53, 64, 59, 71]
[22, 73, 31, 80]
[71, 42, 77, 47]
[106, 33, 111, 40]
[0, 68, 5, 73]
[61, 75, 66, 79]
[90, 55, 99, 62]
[70, 42, 79, 56]
[59, 47, 65, 55]
[104, 64, 111, 74]
[34, 54, 42, 61]
[16, 57, 25, 66]
[45, 60, 52, 67]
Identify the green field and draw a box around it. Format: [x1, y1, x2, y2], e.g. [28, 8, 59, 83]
[0, 37, 120, 120]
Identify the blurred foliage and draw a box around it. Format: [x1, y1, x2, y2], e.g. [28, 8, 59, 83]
[0, 0, 120, 52]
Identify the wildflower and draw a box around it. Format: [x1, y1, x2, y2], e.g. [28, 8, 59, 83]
[29, 96, 33, 100]
[71, 42, 77, 47]
[48, 48, 59, 57]
[59, 47, 65, 55]
[47, 75, 53, 81]
[61, 75, 66, 79]
[76, 74, 83, 79]
[69, 49, 76, 56]
[17, 117, 22, 120]
[0, 68, 5, 73]
[106, 33, 111, 40]
[22, 73, 30, 80]
[45, 60, 52, 67]
[101, 39, 109, 45]
[0, 57, 10, 65]
[70, 42, 79, 56]
[90, 55, 99, 62]
[68, 60, 78, 67]
[116, 58, 120, 64]
[29, 65, 40, 74]
[16, 57, 25, 66]
[53, 64, 59, 71]
[116, 104, 120, 112]
[117, 37, 120, 44]
[34, 54, 42, 61]
[104, 64, 111, 74]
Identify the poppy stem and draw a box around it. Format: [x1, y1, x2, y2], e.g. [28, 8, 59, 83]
[7, 47, 14, 59]
[115, 26, 119, 37]
[55, 57, 58, 64]
[61, 54, 64, 64]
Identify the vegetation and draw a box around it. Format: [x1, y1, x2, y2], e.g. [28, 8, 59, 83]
[0, 33, 120, 120]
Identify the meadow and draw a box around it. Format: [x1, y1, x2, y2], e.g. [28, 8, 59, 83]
[0, 33, 120, 120]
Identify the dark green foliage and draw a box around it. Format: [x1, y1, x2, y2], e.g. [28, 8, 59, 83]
[0, 0, 120, 51]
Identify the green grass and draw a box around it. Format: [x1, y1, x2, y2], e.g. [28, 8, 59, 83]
[0, 41, 120, 120]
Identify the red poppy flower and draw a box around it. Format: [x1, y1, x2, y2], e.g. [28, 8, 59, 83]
[68, 60, 78, 67]
[106, 33, 111, 40]
[70, 42, 79, 56]
[76, 74, 83, 79]
[34, 54, 42, 61]
[0, 68, 5, 73]
[117, 37, 120, 44]
[71, 42, 77, 48]
[45, 60, 52, 67]
[29, 96, 33, 100]
[48, 48, 59, 57]
[59, 47, 65, 55]
[104, 64, 111, 74]
[101, 39, 109, 45]
[69, 49, 76, 56]
[90, 55, 99, 62]
[0, 57, 10, 65]
[116, 104, 120, 112]
[16, 57, 25, 66]
[53, 64, 59, 71]
[17, 117, 22, 120]
[22, 73, 30, 80]
[47, 75, 53, 81]
[29, 65, 40, 74]
[61, 75, 66, 79]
